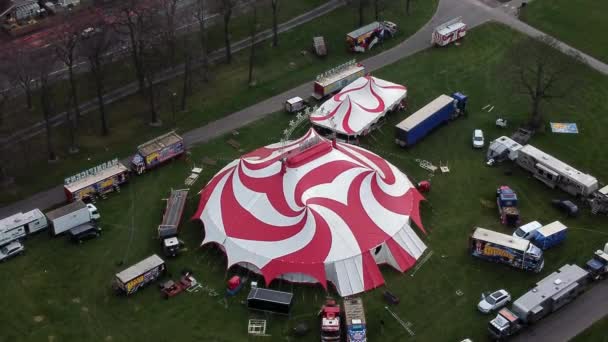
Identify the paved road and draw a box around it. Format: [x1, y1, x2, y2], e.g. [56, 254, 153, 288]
[1, 0, 607, 339]
[512, 280, 608, 342]
[0, 0, 347, 146]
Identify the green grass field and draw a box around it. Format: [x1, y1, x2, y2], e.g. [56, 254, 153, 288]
[521, 0, 608, 63]
[0, 0, 438, 206]
[1, 22, 607, 341]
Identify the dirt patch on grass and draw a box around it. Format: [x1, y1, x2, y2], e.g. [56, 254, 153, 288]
[71, 297, 81, 304]
[33, 315, 45, 323]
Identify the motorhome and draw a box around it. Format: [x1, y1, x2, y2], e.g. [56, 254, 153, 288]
[516, 144, 599, 197]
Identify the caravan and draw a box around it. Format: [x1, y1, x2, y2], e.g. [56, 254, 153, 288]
[516, 145, 598, 197]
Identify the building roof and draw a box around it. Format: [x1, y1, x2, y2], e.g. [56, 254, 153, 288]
[137, 131, 183, 157]
[396, 95, 453, 132]
[472, 227, 530, 252]
[311, 76, 407, 136]
[115, 254, 165, 283]
[45, 200, 86, 221]
[519, 145, 598, 188]
[194, 128, 427, 297]
[514, 264, 588, 313]
[64, 162, 129, 193]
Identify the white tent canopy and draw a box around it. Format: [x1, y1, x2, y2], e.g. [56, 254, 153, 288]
[310, 76, 407, 137]
[195, 129, 427, 297]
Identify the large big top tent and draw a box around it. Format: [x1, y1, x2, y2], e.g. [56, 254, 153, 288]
[194, 129, 427, 297]
[310, 76, 407, 137]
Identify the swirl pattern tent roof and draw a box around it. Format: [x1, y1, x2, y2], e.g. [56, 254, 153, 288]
[310, 76, 407, 136]
[194, 129, 426, 296]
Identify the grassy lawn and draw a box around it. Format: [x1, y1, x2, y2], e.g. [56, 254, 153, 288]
[521, 0, 608, 63]
[0, 0, 438, 206]
[1, 22, 608, 341]
[573, 317, 608, 342]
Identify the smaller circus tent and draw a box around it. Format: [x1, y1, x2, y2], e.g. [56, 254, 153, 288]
[194, 129, 427, 297]
[310, 76, 407, 136]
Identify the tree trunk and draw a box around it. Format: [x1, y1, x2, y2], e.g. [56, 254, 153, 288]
[181, 53, 191, 111]
[271, 0, 278, 47]
[147, 78, 159, 125]
[406, 0, 411, 15]
[40, 86, 56, 161]
[127, 23, 146, 92]
[224, 12, 232, 63]
[68, 66, 81, 124]
[25, 87, 33, 110]
[248, 5, 257, 85]
[359, 0, 364, 27]
[374, 0, 379, 20]
[93, 60, 109, 136]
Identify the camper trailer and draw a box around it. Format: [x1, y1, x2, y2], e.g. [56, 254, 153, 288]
[486, 136, 523, 165]
[516, 145, 599, 197]
[488, 264, 590, 339]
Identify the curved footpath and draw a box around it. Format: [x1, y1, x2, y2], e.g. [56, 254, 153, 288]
[1, 0, 607, 339]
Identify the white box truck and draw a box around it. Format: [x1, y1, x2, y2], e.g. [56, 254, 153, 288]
[46, 200, 100, 236]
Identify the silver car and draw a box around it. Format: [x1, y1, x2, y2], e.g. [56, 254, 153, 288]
[478, 289, 511, 313]
[0, 241, 25, 262]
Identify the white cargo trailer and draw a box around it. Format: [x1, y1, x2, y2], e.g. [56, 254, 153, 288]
[516, 145, 598, 196]
[46, 201, 99, 236]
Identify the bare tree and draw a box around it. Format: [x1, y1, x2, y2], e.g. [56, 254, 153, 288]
[358, 0, 367, 27]
[374, 0, 382, 20]
[194, 0, 209, 81]
[1, 48, 36, 109]
[508, 36, 583, 129]
[159, 0, 179, 67]
[221, 0, 236, 63]
[141, 40, 166, 126]
[271, 0, 279, 47]
[80, 26, 114, 136]
[33, 52, 58, 161]
[112, 0, 154, 92]
[180, 34, 195, 111]
[248, 2, 258, 85]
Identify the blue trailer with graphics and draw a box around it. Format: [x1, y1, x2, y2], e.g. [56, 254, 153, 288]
[395, 92, 467, 147]
[131, 132, 185, 175]
[531, 221, 567, 250]
[470, 227, 544, 273]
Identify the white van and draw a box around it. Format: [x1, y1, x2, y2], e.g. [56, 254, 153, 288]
[513, 221, 542, 240]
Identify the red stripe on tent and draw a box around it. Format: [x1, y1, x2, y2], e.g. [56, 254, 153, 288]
[307, 172, 391, 252]
[260, 210, 332, 288]
[341, 98, 355, 134]
[192, 167, 234, 220]
[370, 183, 426, 234]
[385, 238, 417, 272]
[236, 164, 299, 217]
[293, 160, 360, 208]
[354, 81, 385, 113]
[362, 250, 385, 290]
[337, 143, 396, 185]
[220, 171, 306, 241]
[333, 76, 370, 101]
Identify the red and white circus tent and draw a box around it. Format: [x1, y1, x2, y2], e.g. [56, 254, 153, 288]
[310, 76, 407, 137]
[194, 129, 427, 297]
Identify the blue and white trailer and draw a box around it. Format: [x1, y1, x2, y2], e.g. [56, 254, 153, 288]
[532, 221, 567, 250]
[395, 92, 467, 147]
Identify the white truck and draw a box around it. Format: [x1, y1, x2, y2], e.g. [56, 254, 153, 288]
[45, 200, 100, 236]
[431, 17, 467, 46]
[0, 209, 48, 246]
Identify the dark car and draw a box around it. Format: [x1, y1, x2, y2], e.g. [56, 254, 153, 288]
[68, 223, 101, 243]
[551, 199, 579, 217]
